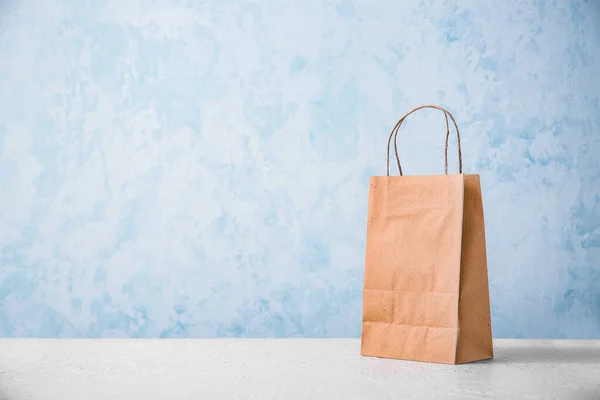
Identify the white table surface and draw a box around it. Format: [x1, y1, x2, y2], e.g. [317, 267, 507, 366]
[0, 339, 598, 400]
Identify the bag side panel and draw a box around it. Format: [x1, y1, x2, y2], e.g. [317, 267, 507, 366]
[456, 174, 494, 364]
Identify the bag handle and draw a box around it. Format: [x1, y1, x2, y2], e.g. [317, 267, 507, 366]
[386, 104, 463, 176]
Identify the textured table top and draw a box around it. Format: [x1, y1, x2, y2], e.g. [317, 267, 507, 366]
[0, 339, 598, 400]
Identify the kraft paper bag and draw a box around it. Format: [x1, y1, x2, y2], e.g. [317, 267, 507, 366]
[361, 105, 493, 364]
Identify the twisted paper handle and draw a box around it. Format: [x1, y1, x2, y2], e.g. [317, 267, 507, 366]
[386, 104, 462, 176]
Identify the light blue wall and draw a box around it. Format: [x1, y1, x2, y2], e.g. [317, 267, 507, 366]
[0, 0, 599, 338]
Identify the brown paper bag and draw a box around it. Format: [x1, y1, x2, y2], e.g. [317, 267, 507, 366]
[361, 105, 493, 364]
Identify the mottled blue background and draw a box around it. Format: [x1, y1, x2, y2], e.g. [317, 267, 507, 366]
[1, 0, 599, 338]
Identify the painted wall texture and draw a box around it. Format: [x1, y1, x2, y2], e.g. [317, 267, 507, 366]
[0, 0, 599, 338]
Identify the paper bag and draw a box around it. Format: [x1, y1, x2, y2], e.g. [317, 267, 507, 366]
[361, 105, 493, 364]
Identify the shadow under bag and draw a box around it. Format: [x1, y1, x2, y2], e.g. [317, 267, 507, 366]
[361, 105, 493, 364]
